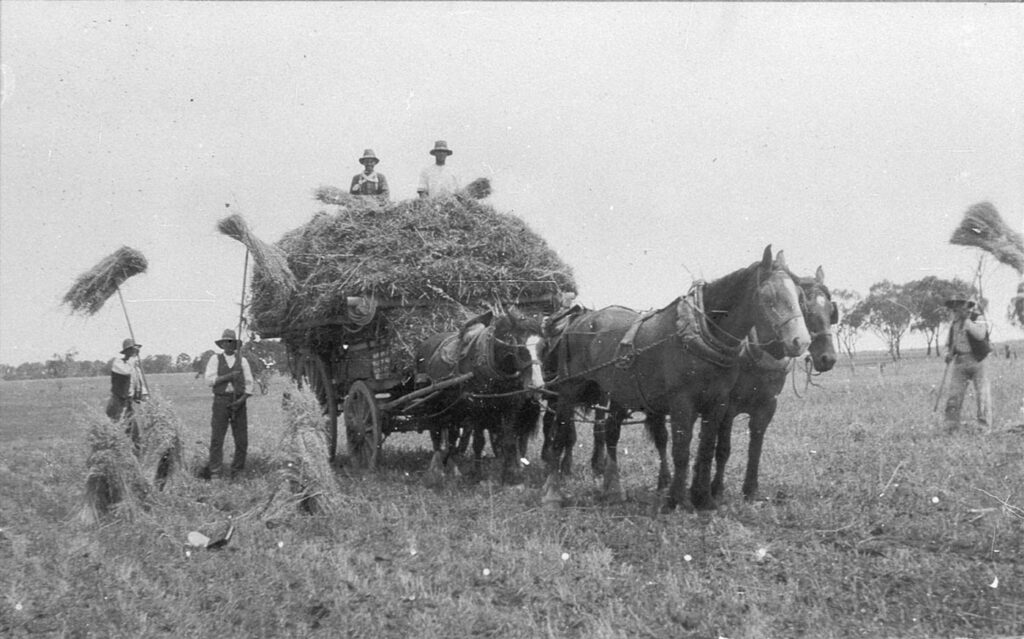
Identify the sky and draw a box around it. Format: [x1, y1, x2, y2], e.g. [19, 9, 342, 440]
[2, 2, 1023, 365]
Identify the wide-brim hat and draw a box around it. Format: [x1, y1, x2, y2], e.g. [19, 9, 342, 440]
[944, 297, 976, 309]
[359, 149, 379, 165]
[429, 140, 453, 156]
[215, 328, 240, 346]
[121, 337, 141, 353]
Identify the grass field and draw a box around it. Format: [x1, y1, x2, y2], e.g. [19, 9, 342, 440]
[1, 355, 1022, 638]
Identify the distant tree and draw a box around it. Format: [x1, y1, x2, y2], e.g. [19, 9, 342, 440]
[243, 339, 288, 374]
[175, 353, 192, 372]
[0, 363, 16, 380]
[193, 349, 216, 378]
[1009, 283, 1024, 330]
[832, 288, 864, 369]
[143, 354, 174, 374]
[45, 349, 78, 379]
[905, 276, 976, 357]
[16, 361, 45, 379]
[860, 280, 913, 362]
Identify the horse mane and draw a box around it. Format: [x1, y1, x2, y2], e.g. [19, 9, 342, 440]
[701, 260, 763, 313]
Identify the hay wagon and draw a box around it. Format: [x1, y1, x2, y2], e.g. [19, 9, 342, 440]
[256, 293, 560, 469]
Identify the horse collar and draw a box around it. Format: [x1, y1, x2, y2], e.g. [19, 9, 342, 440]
[676, 283, 743, 368]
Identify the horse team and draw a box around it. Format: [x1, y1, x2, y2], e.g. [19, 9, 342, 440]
[410, 245, 838, 513]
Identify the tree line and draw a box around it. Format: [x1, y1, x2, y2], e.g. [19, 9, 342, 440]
[833, 275, 1022, 364]
[0, 340, 289, 381]
[4, 278, 1021, 380]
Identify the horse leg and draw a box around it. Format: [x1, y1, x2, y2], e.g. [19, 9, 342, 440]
[542, 403, 574, 507]
[690, 408, 723, 511]
[710, 410, 736, 503]
[666, 402, 696, 513]
[646, 413, 671, 491]
[743, 398, 777, 501]
[591, 406, 608, 478]
[445, 423, 462, 478]
[428, 424, 446, 478]
[602, 404, 629, 502]
[466, 422, 486, 480]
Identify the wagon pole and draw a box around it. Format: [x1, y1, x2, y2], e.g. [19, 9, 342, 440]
[116, 285, 149, 393]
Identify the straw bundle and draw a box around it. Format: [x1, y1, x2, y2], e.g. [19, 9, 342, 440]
[950, 202, 1024, 274]
[218, 214, 299, 329]
[264, 389, 342, 518]
[62, 246, 148, 316]
[459, 177, 492, 200]
[77, 412, 151, 525]
[132, 395, 185, 491]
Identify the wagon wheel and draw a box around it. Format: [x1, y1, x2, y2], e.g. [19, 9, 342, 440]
[301, 354, 339, 461]
[344, 380, 382, 470]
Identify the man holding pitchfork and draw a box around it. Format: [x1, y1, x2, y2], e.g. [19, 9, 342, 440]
[203, 328, 254, 479]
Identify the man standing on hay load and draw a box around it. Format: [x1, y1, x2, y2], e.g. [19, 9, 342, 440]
[203, 329, 254, 479]
[417, 140, 460, 198]
[349, 149, 389, 201]
[943, 297, 992, 432]
[106, 337, 148, 424]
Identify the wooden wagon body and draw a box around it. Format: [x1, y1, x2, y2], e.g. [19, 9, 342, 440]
[255, 294, 560, 467]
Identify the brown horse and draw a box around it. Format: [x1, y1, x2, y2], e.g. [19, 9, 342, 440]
[541, 246, 810, 511]
[584, 265, 838, 501]
[414, 307, 542, 484]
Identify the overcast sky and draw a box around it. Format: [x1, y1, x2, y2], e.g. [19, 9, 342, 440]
[2, 2, 1022, 365]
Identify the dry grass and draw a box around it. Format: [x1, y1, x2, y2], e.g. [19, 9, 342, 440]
[2, 359, 1022, 638]
[61, 246, 148, 316]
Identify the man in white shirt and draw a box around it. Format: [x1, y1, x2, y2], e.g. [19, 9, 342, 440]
[417, 140, 460, 198]
[203, 328, 254, 479]
[943, 297, 992, 431]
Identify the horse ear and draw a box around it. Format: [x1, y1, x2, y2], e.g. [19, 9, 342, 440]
[774, 250, 788, 269]
[815, 265, 825, 284]
[460, 310, 493, 337]
[761, 245, 773, 270]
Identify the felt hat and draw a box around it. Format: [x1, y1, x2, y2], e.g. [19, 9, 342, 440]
[359, 149, 379, 165]
[944, 296, 976, 309]
[121, 338, 141, 353]
[429, 140, 453, 156]
[215, 328, 240, 347]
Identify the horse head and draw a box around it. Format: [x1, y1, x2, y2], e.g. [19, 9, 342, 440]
[490, 305, 544, 379]
[749, 247, 811, 358]
[792, 266, 838, 372]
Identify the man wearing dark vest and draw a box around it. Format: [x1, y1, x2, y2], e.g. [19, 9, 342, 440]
[106, 337, 149, 421]
[203, 329, 254, 479]
[943, 297, 992, 432]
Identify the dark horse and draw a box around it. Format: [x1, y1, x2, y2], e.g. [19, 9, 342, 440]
[711, 265, 838, 501]
[581, 264, 838, 502]
[541, 246, 810, 510]
[414, 306, 542, 484]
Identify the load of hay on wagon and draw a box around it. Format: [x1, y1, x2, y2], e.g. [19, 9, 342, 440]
[246, 181, 576, 375]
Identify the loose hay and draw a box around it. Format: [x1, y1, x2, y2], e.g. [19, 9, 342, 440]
[950, 202, 1024, 274]
[62, 246, 148, 316]
[132, 394, 185, 491]
[263, 388, 342, 519]
[253, 188, 576, 370]
[77, 411, 150, 525]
